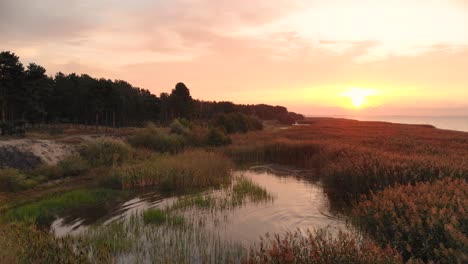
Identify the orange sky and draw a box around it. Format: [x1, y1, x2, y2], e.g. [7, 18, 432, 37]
[1, 0, 468, 115]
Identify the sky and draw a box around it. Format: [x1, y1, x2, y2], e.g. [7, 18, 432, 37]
[1, 0, 468, 116]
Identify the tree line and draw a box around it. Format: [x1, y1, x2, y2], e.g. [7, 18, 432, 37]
[0, 51, 303, 131]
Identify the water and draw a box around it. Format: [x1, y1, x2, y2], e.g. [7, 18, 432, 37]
[51, 166, 346, 245]
[319, 115, 468, 132]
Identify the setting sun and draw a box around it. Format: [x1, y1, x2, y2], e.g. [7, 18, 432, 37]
[341, 88, 377, 108]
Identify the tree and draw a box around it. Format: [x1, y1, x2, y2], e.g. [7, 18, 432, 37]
[0, 51, 24, 121]
[169, 82, 193, 119]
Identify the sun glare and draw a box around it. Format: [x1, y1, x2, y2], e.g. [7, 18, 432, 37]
[341, 88, 376, 108]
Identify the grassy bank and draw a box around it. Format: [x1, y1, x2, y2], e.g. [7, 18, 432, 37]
[2, 189, 127, 225]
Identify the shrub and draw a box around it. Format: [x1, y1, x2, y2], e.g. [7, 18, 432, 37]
[169, 119, 191, 136]
[353, 178, 468, 263]
[244, 229, 403, 264]
[128, 123, 186, 153]
[80, 139, 132, 166]
[57, 155, 90, 176]
[206, 127, 232, 146]
[0, 168, 32, 192]
[110, 150, 233, 191]
[213, 112, 263, 134]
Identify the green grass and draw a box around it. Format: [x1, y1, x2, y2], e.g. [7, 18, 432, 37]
[143, 208, 185, 226]
[3, 189, 126, 225]
[169, 177, 273, 212]
[232, 177, 272, 204]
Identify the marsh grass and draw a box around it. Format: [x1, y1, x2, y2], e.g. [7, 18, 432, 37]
[75, 213, 247, 263]
[232, 177, 272, 204]
[244, 229, 404, 264]
[353, 178, 468, 263]
[168, 176, 273, 212]
[0, 223, 88, 264]
[111, 150, 233, 191]
[80, 138, 132, 166]
[0, 168, 34, 192]
[143, 208, 185, 226]
[3, 189, 126, 225]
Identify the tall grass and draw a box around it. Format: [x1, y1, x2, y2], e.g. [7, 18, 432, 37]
[0, 223, 88, 264]
[0, 168, 35, 192]
[353, 178, 468, 263]
[80, 139, 132, 166]
[110, 150, 233, 191]
[244, 229, 403, 264]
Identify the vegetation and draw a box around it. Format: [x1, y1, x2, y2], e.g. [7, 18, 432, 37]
[206, 127, 232, 146]
[213, 112, 263, 134]
[0, 168, 34, 192]
[0, 51, 302, 132]
[128, 122, 187, 153]
[143, 208, 185, 226]
[353, 178, 468, 263]
[0, 223, 88, 264]
[244, 229, 403, 264]
[109, 150, 233, 191]
[79, 139, 132, 166]
[3, 189, 125, 225]
[232, 177, 272, 204]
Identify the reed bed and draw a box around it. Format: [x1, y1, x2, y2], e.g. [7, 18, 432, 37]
[244, 229, 404, 264]
[353, 178, 468, 263]
[110, 150, 233, 191]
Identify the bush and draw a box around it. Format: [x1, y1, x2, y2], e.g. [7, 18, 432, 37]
[244, 229, 403, 264]
[213, 112, 263, 134]
[128, 123, 186, 153]
[353, 178, 468, 263]
[80, 139, 132, 166]
[0, 168, 32, 192]
[57, 156, 90, 176]
[169, 119, 191, 136]
[206, 128, 231, 146]
[110, 150, 233, 191]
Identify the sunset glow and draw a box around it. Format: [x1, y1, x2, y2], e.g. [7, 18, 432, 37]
[341, 88, 377, 108]
[1, 0, 468, 115]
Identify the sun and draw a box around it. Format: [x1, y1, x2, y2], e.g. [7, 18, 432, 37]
[341, 88, 376, 108]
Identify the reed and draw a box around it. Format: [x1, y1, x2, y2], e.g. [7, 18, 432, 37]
[353, 178, 468, 263]
[111, 150, 233, 191]
[244, 229, 404, 264]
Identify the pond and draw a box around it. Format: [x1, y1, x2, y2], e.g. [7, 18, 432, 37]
[51, 164, 347, 246]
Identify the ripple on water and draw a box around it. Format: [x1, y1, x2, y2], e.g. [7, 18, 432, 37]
[51, 165, 348, 243]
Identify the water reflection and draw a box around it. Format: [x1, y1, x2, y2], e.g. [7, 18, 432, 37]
[52, 165, 347, 243]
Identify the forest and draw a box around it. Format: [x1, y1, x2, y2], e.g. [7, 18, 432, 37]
[0, 51, 303, 132]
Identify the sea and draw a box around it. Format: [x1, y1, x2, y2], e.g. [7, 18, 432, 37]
[310, 115, 468, 133]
